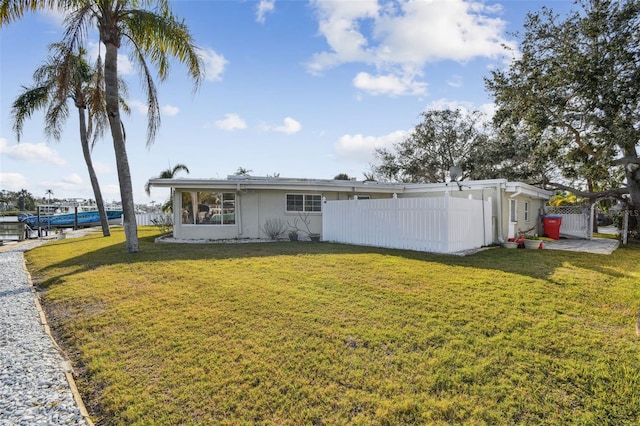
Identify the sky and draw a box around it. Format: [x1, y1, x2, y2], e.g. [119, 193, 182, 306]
[0, 0, 575, 206]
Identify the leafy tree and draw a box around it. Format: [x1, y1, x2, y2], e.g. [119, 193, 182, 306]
[145, 163, 190, 212]
[486, 0, 640, 208]
[373, 109, 488, 183]
[11, 43, 119, 237]
[333, 173, 350, 180]
[465, 121, 556, 183]
[548, 191, 581, 206]
[16, 189, 35, 211]
[1, 0, 204, 253]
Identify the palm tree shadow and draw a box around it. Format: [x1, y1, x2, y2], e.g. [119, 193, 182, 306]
[31, 233, 639, 291]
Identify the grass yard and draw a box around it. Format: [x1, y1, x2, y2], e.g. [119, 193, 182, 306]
[26, 228, 640, 425]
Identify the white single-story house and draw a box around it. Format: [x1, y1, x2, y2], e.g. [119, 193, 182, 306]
[149, 176, 552, 247]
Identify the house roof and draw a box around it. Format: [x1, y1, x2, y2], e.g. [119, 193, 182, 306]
[148, 176, 553, 199]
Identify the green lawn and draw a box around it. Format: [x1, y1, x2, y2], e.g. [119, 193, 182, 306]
[26, 228, 640, 425]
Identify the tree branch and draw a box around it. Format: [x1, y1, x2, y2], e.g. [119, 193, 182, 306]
[544, 181, 629, 202]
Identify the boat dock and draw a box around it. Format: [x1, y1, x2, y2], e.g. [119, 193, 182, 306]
[0, 220, 26, 243]
[0, 217, 56, 243]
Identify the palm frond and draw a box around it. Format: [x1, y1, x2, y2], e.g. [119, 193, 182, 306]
[11, 85, 51, 141]
[123, 8, 203, 87]
[44, 100, 69, 141]
[128, 43, 161, 146]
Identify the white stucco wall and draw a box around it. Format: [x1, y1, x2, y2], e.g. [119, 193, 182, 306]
[168, 182, 548, 243]
[171, 189, 367, 240]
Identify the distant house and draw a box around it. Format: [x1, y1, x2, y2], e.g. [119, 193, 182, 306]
[149, 176, 552, 247]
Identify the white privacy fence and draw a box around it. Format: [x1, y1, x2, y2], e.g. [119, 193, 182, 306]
[132, 213, 172, 226]
[544, 206, 591, 239]
[322, 196, 492, 254]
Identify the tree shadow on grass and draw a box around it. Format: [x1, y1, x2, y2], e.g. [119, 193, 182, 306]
[27, 228, 640, 292]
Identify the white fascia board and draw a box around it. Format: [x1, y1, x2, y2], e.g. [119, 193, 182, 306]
[505, 182, 553, 199]
[147, 178, 404, 194]
[148, 177, 550, 198]
[402, 179, 508, 193]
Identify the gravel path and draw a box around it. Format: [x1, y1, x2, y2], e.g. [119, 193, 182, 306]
[0, 238, 89, 426]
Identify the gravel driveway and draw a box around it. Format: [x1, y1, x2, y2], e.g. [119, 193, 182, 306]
[0, 238, 89, 426]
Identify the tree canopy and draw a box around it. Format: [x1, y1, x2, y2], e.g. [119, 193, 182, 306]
[372, 109, 490, 183]
[486, 0, 640, 207]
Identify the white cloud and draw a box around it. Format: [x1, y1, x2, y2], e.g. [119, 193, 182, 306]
[374, 1, 511, 63]
[426, 98, 475, 113]
[200, 48, 228, 82]
[85, 41, 135, 75]
[272, 117, 302, 134]
[62, 173, 83, 185]
[426, 98, 495, 119]
[127, 101, 179, 116]
[116, 52, 135, 75]
[424, 99, 496, 132]
[447, 75, 463, 88]
[39, 8, 68, 26]
[0, 138, 67, 167]
[129, 100, 148, 115]
[307, 0, 379, 75]
[102, 184, 121, 199]
[0, 172, 28, 191]
[353, 72, 426, 96]
[162, 104, 180, 116]
[334, 130, 408, 162]
[215, 113, 247, 131]
[256, 0, 275, 23]
[92, 161, 112, 174]
[307, 0, 514, 96]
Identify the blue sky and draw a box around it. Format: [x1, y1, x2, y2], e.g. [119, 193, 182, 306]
[0, 0, 574, 206]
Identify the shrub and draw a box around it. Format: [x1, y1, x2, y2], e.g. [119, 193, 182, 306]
[150, 214, 173, 235]
[262, 218, 287, 240]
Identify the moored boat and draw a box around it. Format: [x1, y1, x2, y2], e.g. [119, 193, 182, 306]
[18, 209, 123, 228]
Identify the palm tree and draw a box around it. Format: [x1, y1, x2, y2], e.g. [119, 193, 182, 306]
[235, 167, 253, 176]
[1, 1, 204, 253]
[145, 163, 189, 212]
[12, 43, 117, 237]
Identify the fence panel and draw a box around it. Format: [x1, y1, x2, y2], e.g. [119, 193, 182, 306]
[134, 213, 172, 226]
[544, 206, 590, 239]
[322, 196, 491, 254]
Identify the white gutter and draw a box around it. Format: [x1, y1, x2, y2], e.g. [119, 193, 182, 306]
[509, 184, 522, 199]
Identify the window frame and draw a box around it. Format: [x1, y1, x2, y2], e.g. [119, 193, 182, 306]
[180, 191, 236, 225]
[286, 193, 322, 213]
[510, 199, 517, 222]
[524, 201, 530, 222]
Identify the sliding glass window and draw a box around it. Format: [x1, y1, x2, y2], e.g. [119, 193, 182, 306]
[181, 191, 235, 225]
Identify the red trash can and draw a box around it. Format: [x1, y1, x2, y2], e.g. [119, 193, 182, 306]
[543, 216, 562, 240]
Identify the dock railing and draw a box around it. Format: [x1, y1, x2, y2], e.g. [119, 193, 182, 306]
[0, 222, 26, 242]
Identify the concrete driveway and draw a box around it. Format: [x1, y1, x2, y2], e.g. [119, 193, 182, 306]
[543, 237, 619, 255]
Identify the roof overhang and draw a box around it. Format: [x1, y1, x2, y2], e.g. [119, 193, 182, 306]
[148, 177, 553, 199]
[148, 177, 405, 194]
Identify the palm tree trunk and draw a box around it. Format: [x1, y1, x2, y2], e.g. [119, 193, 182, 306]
[104, 41, 138, 253]
[78, 106, 110, 237]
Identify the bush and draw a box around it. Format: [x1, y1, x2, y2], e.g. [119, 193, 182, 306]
[150, 214, 173, 235]
[262, 218, 287, 240]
